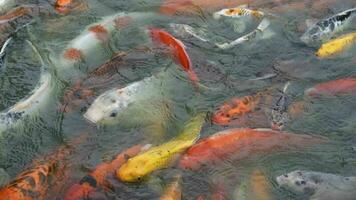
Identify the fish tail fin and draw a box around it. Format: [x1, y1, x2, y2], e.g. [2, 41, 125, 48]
[283, 82, 291, 93]
[177, 113, 206, 143]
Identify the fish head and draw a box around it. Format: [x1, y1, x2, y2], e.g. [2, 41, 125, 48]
[300, 26, 323, 45]
[116, 158, 150, 182]
[276, 170, 321, 196]
[84, 87, 135, 124]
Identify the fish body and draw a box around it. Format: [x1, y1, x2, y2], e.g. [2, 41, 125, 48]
[116, 114, 205, 182]
[213, 5, 264, 19]
[316, 32, 356, 58]
[160, 175, 182, 200]
[212, 92, 264, 125]
[305, 78, 356, 97]
[179, 128, 326, 170]
[301, 8, 356, 45]
[269, 82, 290, 130]
[0, 134, 87, 200]
[235, 169, 272, 200]
[169, 23, 209, 42]
[149, 28, 199, 87]
[64, 144, 147, 200]
[0, 70, 52, 133]
[276, 170, 356, 200]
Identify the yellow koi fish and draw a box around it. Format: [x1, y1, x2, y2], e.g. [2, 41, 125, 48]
[116, 113, 205, 182]
[316, 32, 356, 58]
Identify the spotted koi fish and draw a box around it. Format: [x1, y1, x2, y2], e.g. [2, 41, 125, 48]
[179, 128, 327, 170]
[306, 78, 356, 97]
[212, 91, 266, 125]
[301, 8, 356, 45]
[149, 28, 199, 88]
[213, 5, 264, 19]
[64, 144, 148, 200]
[0, 133, 88, 200]
[316, 32, 356, 58]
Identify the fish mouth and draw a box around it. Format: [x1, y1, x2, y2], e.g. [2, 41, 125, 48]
[83, 111, 100, 124]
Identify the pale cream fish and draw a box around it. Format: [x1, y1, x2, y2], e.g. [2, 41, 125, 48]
[216, 18, 273, 49]
[277, 170, 356, 200]
[169, 23, 209, 42]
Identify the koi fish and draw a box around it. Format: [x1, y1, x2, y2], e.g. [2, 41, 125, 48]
[179, 128, 327, 170]
[305, 78, 356, 97]
[0, 133, 88, 200]
[0, 41, 53, 133]
[149, 28, 199, 87]
[57, 12, 155, 78]
[276, 170, 356, 200]
[55, 0, 88, 14]
[0, 6, 31, 24]
[212, 92, 265, 125]
[160, 175, 182, 200]
[216, 18, 272, 49]
[64, 144, 148, 200]
[0, 37, 11, 69]
[169, 23, 209, 43]
[235, 169, 272, 200]
[316, 32, 356, 58]
[301, 8, 356, 45]
[269, 82, 290, 130]
[213, 5, 264, 19]
[116, 113, 205, 182]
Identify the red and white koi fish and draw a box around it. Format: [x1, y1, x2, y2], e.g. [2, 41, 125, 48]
[305, 78, 356, 97]
[64, 144, 148, 200]
[179, 128, 327, 170]
[149, 27, 199, 87]
[0, 133, 88, 200]
[213, 4, 265, 19]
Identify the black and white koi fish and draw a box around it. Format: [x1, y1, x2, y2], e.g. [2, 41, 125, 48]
[301, 7, 356, 45]
[277, 170, 356, 200]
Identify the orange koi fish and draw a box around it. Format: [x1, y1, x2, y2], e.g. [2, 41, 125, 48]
[212, 92, 264, 125]
[55, 0, 88, 14]
[149, 28, 199, 88]
[179, 128, 327, 170]
[64, 144, 147, 200]
[0, 6, 31, 24]
[305, 78, 356, 97]
[0, 134, 88, 200]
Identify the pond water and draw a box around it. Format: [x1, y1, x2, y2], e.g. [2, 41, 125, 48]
[0, 0, 356, 199]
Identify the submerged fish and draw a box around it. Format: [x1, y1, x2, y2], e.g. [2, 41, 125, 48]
[269, 82, 290, 130]
[160, 175, 182, 200]
[179, 128, 327, 170]
[305, 78, 356, 97]
[276, 170, 356, 200]
[213, 5, 264, 19]
[212, 91, 266, 125]
[216, 18, 272, 49]
[149, 28, 199, 87]
[0, 133, 88, 200]
[0, 0, 16, 14]
[0, 41, 53, 133]
[0, 37, 11, 69]
[316, 32, 356, 58]
[116, 113, 205, 182]
[64, 144, 148, 200]
[169, 23, 209, 43]
[300, 8, 356, 45]
[235, 169, 272, 200]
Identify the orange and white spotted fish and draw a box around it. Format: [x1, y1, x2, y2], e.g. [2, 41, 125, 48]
[57, 12, 155, 77]
[213, 5, 265, 19]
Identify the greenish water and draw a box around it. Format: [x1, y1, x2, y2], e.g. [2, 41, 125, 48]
[0, 0, 356, 199]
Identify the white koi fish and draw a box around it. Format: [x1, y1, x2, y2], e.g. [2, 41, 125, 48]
[301, 7, 356, 45]
[277, 170, 356, 200]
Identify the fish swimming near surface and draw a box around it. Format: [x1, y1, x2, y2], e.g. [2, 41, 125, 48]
[276, 170, 356, 200]
[0, 133, 88, 200]
[216, 18, 272, 49]
[300, 7, 356, 45]
[212, 91, 267, 125]
[149, 27, 199, 87]
[64, 144, 148, 200]
[179, 128, 327, 170]
[213, 5, 264, 20]
[316, 32, 356, 58]
[234, 169, 272, 200]
[160, 175, 182, 200]
[116, 113, 205, 182]
[305, 78, 356, 97]
[0, 41, 53, 134]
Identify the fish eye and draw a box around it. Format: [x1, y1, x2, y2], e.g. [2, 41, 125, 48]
[110, 112, 117, 118]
